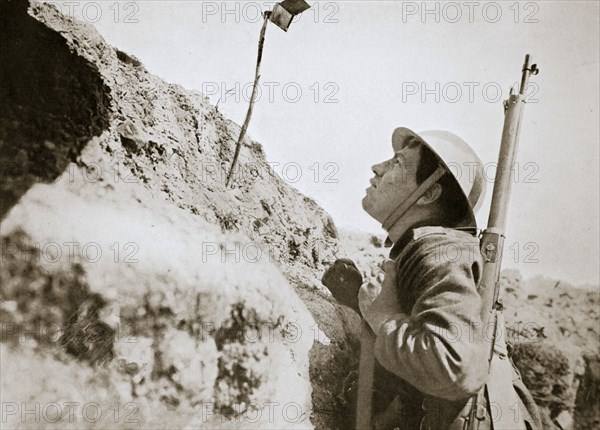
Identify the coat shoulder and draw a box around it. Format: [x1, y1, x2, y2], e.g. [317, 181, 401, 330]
[396, 227, 483, 284]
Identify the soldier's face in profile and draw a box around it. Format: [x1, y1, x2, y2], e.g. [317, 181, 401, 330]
[362, 137, 422, 224]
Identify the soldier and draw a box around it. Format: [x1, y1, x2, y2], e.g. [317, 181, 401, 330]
[324, 127, 541, 429]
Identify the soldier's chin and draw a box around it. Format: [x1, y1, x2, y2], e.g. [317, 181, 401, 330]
[361, 195, 369, 210]
[362, 194, 388, 224]
[361, 194, 375, 216]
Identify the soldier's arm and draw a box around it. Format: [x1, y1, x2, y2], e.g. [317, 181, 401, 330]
[373, 234, 488, 400]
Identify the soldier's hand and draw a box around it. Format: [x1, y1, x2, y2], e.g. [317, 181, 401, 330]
[359, 259, 401, 333]
[321, 258, 363, 313]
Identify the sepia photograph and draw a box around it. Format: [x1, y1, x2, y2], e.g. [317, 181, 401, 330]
[1, 1, 599, 429]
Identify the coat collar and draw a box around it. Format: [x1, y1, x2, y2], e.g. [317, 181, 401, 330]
[386, 226, 478, 260]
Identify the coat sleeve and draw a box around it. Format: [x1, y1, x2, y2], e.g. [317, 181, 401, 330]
[373, 233, 489, 400]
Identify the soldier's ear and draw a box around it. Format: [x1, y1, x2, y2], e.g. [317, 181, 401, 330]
[417, 183, 442, 206]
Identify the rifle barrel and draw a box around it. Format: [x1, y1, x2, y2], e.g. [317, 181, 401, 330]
[480, 54, 538, 342]
[469, 55, 539, 430]
[520, 54, 530, 95]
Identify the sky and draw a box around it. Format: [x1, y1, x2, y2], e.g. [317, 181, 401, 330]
[44, 1, 600, 285]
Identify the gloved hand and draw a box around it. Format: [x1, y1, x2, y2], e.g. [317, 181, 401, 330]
[359, 259, 401, 334]
[321, 258, 363, 313]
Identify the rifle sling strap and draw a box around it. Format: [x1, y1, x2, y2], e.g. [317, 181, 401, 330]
[382, 165, 446, 231]
[484, 312, 528, 430]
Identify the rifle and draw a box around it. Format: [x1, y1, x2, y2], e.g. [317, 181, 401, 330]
[468, 55, 539, 429]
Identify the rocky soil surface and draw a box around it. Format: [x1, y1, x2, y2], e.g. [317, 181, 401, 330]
[1, 1, 598, 429]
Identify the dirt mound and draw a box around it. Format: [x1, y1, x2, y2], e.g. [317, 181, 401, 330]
[500, 270, 599, 429]
[0, 1, 353, 428]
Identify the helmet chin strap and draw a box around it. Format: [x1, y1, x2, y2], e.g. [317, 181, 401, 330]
[382, 164, 446, 232]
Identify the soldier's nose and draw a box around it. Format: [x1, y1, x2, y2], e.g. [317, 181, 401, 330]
[372, 161, 388, 177]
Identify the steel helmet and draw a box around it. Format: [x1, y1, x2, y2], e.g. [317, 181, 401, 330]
[384, 127, 487, 229]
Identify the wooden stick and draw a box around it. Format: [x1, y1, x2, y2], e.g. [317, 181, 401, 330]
[225, 12, 270, 187]
[356, 321, 375, 430]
